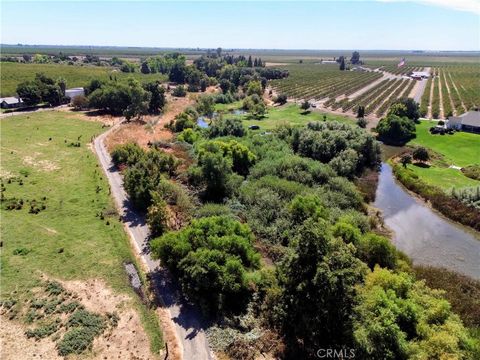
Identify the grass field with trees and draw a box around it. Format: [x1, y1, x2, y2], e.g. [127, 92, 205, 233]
[0, 111, 163, 354]
[0, 62, 167, 96]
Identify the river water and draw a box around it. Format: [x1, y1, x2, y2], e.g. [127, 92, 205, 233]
[374, 163, 480, 279]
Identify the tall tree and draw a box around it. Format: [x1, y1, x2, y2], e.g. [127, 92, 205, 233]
[247, 55, 253, 67]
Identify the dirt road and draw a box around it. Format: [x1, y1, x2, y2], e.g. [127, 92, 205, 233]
[94, 122, 212, 360]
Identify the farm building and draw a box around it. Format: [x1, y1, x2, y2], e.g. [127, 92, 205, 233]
[65, 87, 85, 99]
[320, 60, 338, 64]
[0, 97, 23, 109]
[447, 110, 480, 134]
[410, 71, 430, 80]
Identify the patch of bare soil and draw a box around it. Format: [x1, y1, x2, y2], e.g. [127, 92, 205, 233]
[0, 278, 158, 360]
[23, 153, 60, 172]
[105, 93, 196, 151]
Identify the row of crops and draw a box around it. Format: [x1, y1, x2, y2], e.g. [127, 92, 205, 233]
[270, 63, 479, 119]
[419, 65, 479, 119]
[270, 64, 382, 101]
[328, 78, 414, 117]
[381, 65, 423, 76]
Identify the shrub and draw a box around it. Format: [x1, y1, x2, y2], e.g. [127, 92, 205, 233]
[25, 321, 59, 339]
[111, 143, 145, 167]
[208, 117, 245, 138]
[172, 85, 187, 97]
[274, 94, 287, 105]
[71, 95, 88, 110]
[356, 233, 398, 270]
[177, 128, 200, 144]
[57, 327, 97, 356]
[462, 164, 480, 181]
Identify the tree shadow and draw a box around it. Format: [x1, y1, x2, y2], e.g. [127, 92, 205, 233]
[413, 162, 430, 168]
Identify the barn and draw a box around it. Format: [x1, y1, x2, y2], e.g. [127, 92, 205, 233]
[0, 97, 23, 109]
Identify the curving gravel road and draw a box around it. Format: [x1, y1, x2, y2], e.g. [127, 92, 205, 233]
[94, 121, 212, 360]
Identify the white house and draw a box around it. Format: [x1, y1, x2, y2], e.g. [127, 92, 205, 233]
[447, 110, 480, 134]
[65, 87, 85, 99]
[0, 97, 23, 109]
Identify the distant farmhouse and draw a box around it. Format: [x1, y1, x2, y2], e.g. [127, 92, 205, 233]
[410, 71, 430, 80]
[447, 110, 480, 134]
[0, 97, 23, 109]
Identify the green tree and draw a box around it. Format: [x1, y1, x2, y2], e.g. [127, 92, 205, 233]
[400, 153, 412, 168]
[140, 61, 151, 74]
[389, 98, 421, 122]
[376, 114, 416, 145]
[356, 233, 398, 270]
[196, 95, 215, 117]
[123, 79, 151, 121]
[357, 105, 365, 118]
[300, 100, 310, 113]
[278, 220, 367, 354]
[147, 192, 169, 237]
[246, 80, 263, 96]
[143, 81, 166, 114]
[16, 81, 41, 106]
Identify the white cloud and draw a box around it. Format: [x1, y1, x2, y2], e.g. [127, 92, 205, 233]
[377, 0, 480, 14]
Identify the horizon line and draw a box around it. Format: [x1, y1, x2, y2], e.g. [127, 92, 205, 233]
[2, 44, 480, 53]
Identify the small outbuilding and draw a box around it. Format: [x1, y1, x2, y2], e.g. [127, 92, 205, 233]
[447, 110, 480, 134]
[65, 87, 85, 99]
[0, 97, 23, 109]
[410, 71, 430, 80]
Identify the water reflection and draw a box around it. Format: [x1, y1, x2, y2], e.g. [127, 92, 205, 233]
[374, 163, 480, 279]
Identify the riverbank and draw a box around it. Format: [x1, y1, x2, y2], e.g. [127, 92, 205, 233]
[392, 160, 480, 232]
[374, 163, 480, 280]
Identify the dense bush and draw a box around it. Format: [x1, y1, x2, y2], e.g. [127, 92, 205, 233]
[58, 310, 105, 356]
[208, 117, 245, 138]
[356, 233, 398, 270]
[123, 148, 179, 209]
[295, 121, 380, 176]
[462, 164, 480, 181]
[250, 154, 335, 186]
[111, 143, 145, 167]
[151, 216, 260, 315]
[172, 85, 187, 97]
[353, 267, 474, 360]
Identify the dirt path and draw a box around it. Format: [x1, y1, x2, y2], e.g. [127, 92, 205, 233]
[412, 67, 430, 102]
[427, 69, 435, 119]
[438, 69, 445, 119]
[94, 123, 212, 360]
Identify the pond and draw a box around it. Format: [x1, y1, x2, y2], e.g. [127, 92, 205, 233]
[197, 117, 209, 128]
[374, 163, 480, 279]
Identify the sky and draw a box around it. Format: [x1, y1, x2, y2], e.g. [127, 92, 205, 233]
[1, 1, 479, 51]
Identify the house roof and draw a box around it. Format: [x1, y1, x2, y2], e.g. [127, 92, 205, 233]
[458, 110, 480, 127]
[0, 97, 22, 105]
[411, 71, 429, 77]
